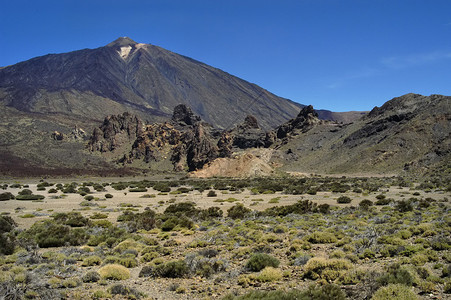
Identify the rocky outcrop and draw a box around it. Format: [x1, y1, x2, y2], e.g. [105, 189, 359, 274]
[51, 131, 64, 141]
[87, 105, 326, 172]
[88, 112, 144, 152]
[185, 123, 219, 171]
[88, 107, 223, 171]
[231, 115, 267, 149]
[216, 115, 270, 153]
[276, 105, 321, 139]
[128, 122, 182, 163]
[71, 126, 87, 140]
[172, 104, 201, 126]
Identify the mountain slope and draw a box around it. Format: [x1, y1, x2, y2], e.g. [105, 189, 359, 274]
[0, 37, 304, 130]
[272, 94, 451, 176]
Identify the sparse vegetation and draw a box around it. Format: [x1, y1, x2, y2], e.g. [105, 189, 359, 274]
[0, 176, 448, 299]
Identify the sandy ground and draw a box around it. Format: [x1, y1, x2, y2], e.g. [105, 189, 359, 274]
[0, 179, 445, 230]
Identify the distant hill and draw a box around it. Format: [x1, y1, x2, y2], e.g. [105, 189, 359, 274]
[272, 93, 451, 176]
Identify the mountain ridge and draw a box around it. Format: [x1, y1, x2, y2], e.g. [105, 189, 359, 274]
[1, 38, 448, 178]
[0, 37, 362, 129]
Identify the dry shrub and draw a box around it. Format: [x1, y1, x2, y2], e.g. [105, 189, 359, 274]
[98, 264, 130, 280]
[304, 257, 352, 281]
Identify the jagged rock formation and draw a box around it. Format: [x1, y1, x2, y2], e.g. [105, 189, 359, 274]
[88, 106, 222, 171]
[185, 123, 220, 171]
[172, 104, 201, 126]
[276, 105, 322, 139]
[126, 122, 182, 163]
[88, 112, 144, 152]
[87, 102, 331, 173]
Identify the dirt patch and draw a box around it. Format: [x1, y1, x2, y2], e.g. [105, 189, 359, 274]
[191, 149, 275, 178]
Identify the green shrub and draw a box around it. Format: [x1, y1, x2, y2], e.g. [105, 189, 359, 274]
[90, 212, 108, 219]
[337, 196, 352, 204]
[82, 271, 100, 283]
[199, 207, 223, 219]
[0, 192, 15, 201]
[117, 210, 156, 231]
[52, 212, 90, 227]
[375, 198, 391, 205]
[111, 183, 127, 191]
[98, 264, 130, 280]
[371, 284, 417, 300]
[431, 238, 450, 251]
[141, 252, 159, 263]
[306, 231, 338, 244]
[396, 200, 413, 212]
[246, 253, 280, 272]
[153, 182, 171, 192]
[359, 199, 373, 210]
[20, 219, 88, 247]
[262, 200, 317, 217]
[0, 215, 17, 255]
[302, 284, 346, 300]
[227, 203, 252, 219]
[108, 284, 144, 299]
[223, 284, 345, 300]
[62, 277, 81, 288]
[160, 215, 193, 231]
[303, 257, 352, 281]
[318, 203, 330, 214]
[444, 281, 451, 294]
[118, 257, 138, 268]
[18, 189, 32, 195]
[82, 255, 102, 266]
[129, 187, 147, 192]
[164, 202, 199, 217]
[377, 263, 415, 286]
[15, 194, 45, 201]
[105, 193, 113, 198]
[20, 213, 35, 218]
[139, 260, 188, 278]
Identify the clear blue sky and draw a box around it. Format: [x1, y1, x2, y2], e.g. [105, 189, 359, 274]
[1, 0, 450, 112]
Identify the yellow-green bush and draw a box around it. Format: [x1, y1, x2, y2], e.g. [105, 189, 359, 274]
[81, 255, 102, 266]
[256, 267, 283, 282]
[91, 290, 112, 299]
[304, 257, 352, 281]
[113, 239, 143, 253]
[98, 264, 130, 280]
[371, 284, 417, 300]
[306, 232, 338, 244]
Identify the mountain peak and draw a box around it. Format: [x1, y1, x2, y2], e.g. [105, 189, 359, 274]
[106, 37, 138, 48]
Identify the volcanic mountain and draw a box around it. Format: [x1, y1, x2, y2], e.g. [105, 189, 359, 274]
[0, 37, 309, 130]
